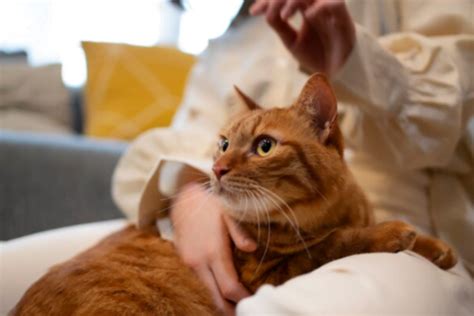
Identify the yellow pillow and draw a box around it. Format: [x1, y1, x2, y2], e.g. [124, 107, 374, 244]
[82, 42, 196, 140]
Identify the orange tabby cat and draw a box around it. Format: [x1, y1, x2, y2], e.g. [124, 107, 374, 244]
[12, 74, 457, 315]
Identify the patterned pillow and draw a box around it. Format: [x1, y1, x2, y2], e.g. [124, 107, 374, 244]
[82, 42, 195, 140]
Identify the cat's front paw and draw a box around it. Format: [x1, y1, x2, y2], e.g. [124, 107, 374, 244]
[369, 221, 417, 253]
[412, 235, 457, 270]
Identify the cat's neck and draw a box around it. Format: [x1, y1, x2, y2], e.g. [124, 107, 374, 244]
[237, 174, 372, 252]
[238, 202, 341, 253]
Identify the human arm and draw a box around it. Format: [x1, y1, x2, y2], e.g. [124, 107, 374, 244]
[252, 0, 474, 169]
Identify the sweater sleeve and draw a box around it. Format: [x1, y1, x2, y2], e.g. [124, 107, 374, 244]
[333, 24, 473, 169]
[111, 127, 215, 227]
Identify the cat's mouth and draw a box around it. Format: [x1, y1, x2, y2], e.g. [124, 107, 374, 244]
[211, 178, 235, 199]
[211, 176, 248, 196]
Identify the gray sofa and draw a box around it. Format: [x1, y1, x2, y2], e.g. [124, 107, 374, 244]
[0, 130, 128, 240]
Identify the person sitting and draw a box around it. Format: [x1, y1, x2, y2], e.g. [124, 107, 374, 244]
[113, 0, 474, 314]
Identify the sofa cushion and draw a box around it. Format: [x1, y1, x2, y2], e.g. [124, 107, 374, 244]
[82, 42, 195, 140]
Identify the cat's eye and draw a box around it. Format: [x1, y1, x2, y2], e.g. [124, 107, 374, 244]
[219, 138, 229, 152]
[256, 137, 276, 157]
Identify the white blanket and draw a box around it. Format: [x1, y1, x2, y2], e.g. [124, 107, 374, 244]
[2, 221, 473, 316]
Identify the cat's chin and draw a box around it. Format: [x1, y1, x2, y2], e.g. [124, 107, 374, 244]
[210, 181, 229, 198]
[216, 192, 274, 224]
[211, 180, 277, 223]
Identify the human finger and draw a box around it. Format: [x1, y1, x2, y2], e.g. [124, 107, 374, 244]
[211, 248, 251, 303]
[266, 0, 297, 48]
[223, 301, 236, 316]
[304, 0, 346, 24]
[303, 1, 332, 47]
[281, 0, 310, 20]
[195, 266, 228, 312]
[224, 215, 257, 252]
[249, 0, 270, 16]
[304, 0, 354, 75]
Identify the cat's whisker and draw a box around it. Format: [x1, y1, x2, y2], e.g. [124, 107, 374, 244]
[252, 190, 271, 280]
[313, 186, 329, 203]
[253, 185, 312, 259]
[235, 191, 250, 226]
[180, 170, 210, 177]
[169, 189, 213, 229]
[261, 188, 312, 259]
[159, 181, 211, 201]
[264, 189, 302, 233]
[155, 184, 211, 215]
[255, 185, 301, 229]
[224, 181, 302, 234]
[173, 185, 213, 211]
[248, 190, 262, 245]
[178, 174, 211, 184]
[157, 184, 210, 210]
[216, 178, 311, 259]
[162, 187, 213, 229]
[255, 187, 298, 233]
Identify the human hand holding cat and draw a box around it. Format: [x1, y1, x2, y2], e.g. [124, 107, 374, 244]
[250, 0, 355, 76]
[170, 182, 257, 315]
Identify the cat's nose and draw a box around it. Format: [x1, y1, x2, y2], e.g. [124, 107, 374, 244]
[212, 165, 230, 180]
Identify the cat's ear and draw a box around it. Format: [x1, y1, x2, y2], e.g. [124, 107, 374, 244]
[295, 73, 338, 143]
[234, 85, 262, 111]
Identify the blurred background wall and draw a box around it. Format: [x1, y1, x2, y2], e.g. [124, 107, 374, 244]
[0, 0, 244, 87]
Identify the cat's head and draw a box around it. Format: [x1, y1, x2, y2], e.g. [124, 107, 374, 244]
[210, 74, 346, 224]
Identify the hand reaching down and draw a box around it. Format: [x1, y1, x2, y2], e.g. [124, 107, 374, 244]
[250, 0, 356, 76]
